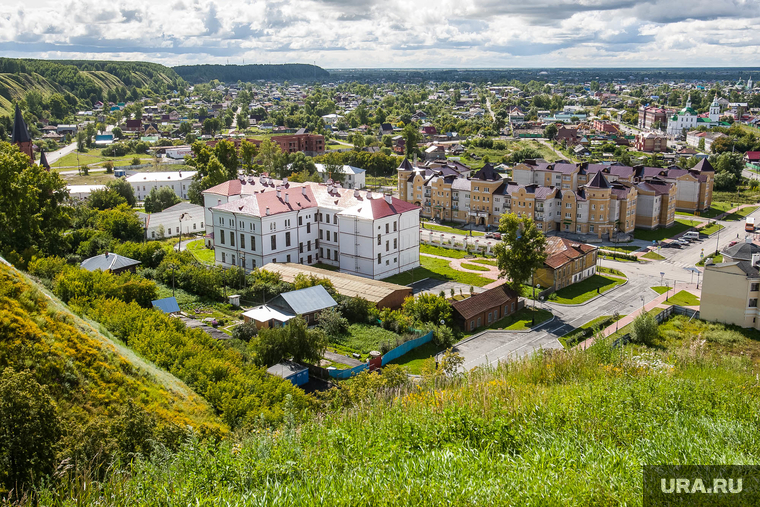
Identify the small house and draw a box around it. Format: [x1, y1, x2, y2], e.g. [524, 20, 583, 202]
[151, 297, 181, 315]
[242, 284, 337, 329]
[267, 360, 309, 386]
[452, 284, 521, 332]
[80, 252, 141, 274]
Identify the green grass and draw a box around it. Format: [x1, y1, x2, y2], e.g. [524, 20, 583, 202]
[464, 306, 553, 335]
[470, 258, 498, 266]
[677, 202, 733, 218]
[698, 222, 724, 236]
[383, 256, 493, 287]
[697, 253, 722, 266]
[598, 245, 640, 253]
[387, 341, 447, 374]
[642, 251, 665, 260]
[420, 244, 471, 258]
[51, 149, 151, 169]
[186, 239, 215, 265]
[723, 206, 758, 222]
[460, 262, 490, 272]
[330, 324, 407, 356]
[633, 220, 692, 242]
[549, 275, 626, 305]
[664, 290, 700, 307]
[559, 314, 624, 348]
[597, 266, 626, 278]
[421, 221, 485, 237]
[651, 286, 669, 295]
[313, 262, 339, 271]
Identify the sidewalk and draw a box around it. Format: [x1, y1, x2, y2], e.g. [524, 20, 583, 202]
[577, 283, 701, 350]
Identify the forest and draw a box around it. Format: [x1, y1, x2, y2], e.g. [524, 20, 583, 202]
[173, 64, 329, 83]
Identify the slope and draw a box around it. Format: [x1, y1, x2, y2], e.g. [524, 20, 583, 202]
[0, 258, 226, 439]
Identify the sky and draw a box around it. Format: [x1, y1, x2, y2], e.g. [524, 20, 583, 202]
[2, 0, 760, 69]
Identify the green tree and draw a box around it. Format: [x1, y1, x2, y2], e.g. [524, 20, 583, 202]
[714, 152, 744, 179]
[144, 186, 181, 213]
[402, 293, 453, 326]
[240, 140, 259, 174]
[543, 123, 558, 140]
[259, 139, 287, 178]
[401, 123, 420, 158]
[630, 312, 659, 345]
[0, 367, 61, 491]
[98, 204, 144, 242]
[0, 142, 70, 257]
[231, 321, 258, 342]
[317, 307, 349, 337]
[89, 187, 127, 210]
[251, 317, 328, 366]
[493, 214, 548, 294]
[697, 137, 705, 152]
[106, 177, 137, 207]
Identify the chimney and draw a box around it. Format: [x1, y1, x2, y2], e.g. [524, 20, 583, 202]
[276, 189, 281, 199]
[266, 207, 270, 216]
[282, 177, 288, 184]
[385, 194, 392, 204]
[285, 193, 289, 204]
[302, 186, 307, 196]
[367, 191, 373, 199]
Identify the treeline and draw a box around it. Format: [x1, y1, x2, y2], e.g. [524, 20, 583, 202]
[173, 64, 329, 84]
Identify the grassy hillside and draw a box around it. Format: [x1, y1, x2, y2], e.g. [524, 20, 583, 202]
[33, 316, 760, 505]
[0, 259, 225, 487]
[0, 72, 62, 116]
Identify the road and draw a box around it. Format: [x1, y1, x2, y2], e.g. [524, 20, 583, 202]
[485, 96, 496, 121]
[46, 141, 77, 165]
[450, 205, 760, 369]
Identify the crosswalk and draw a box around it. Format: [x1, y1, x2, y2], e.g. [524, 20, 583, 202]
[667, 260, 696, 269]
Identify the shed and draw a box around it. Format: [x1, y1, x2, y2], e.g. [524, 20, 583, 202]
[267, 361, 309, 386]
[80, 252, 141, 274]
[151, 297, 181, 314]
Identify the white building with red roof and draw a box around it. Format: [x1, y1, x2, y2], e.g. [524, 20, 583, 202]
[204, 177, 420, 279]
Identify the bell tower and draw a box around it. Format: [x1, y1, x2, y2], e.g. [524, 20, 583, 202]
[11, 104, 34, 163]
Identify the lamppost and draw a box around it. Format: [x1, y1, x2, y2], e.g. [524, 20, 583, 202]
[660, 271, 665, 287]
[178, 212, 189, 252]
[532, 283, 541, 325]
[640, 295, 645, 313]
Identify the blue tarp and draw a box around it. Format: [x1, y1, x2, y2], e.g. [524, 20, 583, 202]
[151, 297, 180, 314]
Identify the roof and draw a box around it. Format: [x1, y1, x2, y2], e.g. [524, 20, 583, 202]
[692, 158, 715, 173]
[746, 151, 760, 161]
[471, 163, 501, 181]
[723, 241, 760, 262]
[269, 285, 337, 316]
[266, 360, 308, 379]
[544, 237, 597, 270]
[80, 252, 141, 272]
[398, 158, 414, 171]
[339, 195, 419, 220]
[151, 297, 181, 314]
[452, 284, 519, 320]
[38, 149, 50, 170]
[11, 104, 31, 144]
[314, 163, 365, 175]
[142, 202, 204, 228]
[125, 171, 196, 183]
[242, 305, 295, 323]
[586, 171, 611, 189]
[708, 261, 760, 278]
[261, 263, 410, 305]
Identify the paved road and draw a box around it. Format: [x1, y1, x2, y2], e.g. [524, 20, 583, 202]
[451, 205, 760, 369]
[46, 141, 77, 165]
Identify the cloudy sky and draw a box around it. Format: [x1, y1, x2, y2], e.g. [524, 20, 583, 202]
[2, 0, 760, 68]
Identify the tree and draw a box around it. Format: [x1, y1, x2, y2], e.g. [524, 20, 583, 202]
[401, 123, 420, 158]
[144, 186, 181, 213]
[103, 160, 115, 174]
[240, 140, 259, 173]
[0, 142, 70, 257]
[178, 122, 192, 136]
[543, 123, 558, 140]
[251, 316, 327, 366]
[77, 131, 87, 152]
[112, 126, 123, 139]
[402, 293, 453, 326]
[106, 178, 136, 207]
[98, 204, 145, 242]
[0, 367, 61, 491]
[714, 152, 744, 179]
[258, 139, 286, 178]
[697, 137, 706, 152]
[317, 307, 349, 337]
[231, 321, 258, 342]
[89, 187, 127, 210]
[630, 312, 659, 345]
[493, 214, 547, 294]
[351, 133, 365, 150]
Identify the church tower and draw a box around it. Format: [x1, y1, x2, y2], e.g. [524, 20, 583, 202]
[749, 76, 754, 91]
[709, 93, 721, 122]
[397, 158, 415, 202]
[11, 104, 34, 163]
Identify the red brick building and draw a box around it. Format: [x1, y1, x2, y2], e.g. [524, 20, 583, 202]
[451, 284, 522, 332]
[592, 120, 622, 135]
[634, 132, 668, 153]
[11, 104, 34, 163]
[637, 106, 669, 130]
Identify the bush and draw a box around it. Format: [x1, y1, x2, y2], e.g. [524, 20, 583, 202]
[317, 307, 349, 337]
[630, 312, 659, 345]
[231, 321, 258, 342]
[53, 266, 158, 308]
[27, 255, 69, 281]
[337, 296, 375, 324]
[131, 156, 141, 166]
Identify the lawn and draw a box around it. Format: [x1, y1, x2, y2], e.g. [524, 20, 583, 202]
[460, 262, 490, 272]
[723, 206, 758, 222]
[698, 222, 724, 236]
[387, 341, 447, 375]
[598, 245, 641, 253]
[664, 290, 701, 307]
[483, 306, 553, 332]
[651, 286, 669, 295]
[697, 253, 722, 266]
[421, 222, 485, 237]
[597, 266, 626, 278]
[186, 240, 215, 265]
[642, 251, 665, 260]
[550, 275, 626, 305]
[677, 202, 733, 218]
[330, 324, 407, 357]
[559, 314, 624, 349]
[51, 149, 151, 169]
[470, 258, 498, 266]
[633, 220, 693, 242]
[382, 256, 493, 287]
[420, 244, 471, 258]
[312, 262, 339, 271]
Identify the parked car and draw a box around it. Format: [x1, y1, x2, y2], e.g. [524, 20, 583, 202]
[729, 240, 738, 247]
[664, 242, 682, 249]
[492, 232, 502, 240]
[682, 231, 701, 241]
[485, 232, 494, 238]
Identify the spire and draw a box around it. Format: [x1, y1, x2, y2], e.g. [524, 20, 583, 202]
[587, 170, 610, 189]
[11, 104, 31, 144]
[38, 149, 50, 171]
[685, 94, 691, 108]
[397, 158, 414, 171]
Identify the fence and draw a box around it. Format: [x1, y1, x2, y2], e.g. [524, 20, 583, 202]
[610, 305, 699, 348]
[327, 330, 435, 379]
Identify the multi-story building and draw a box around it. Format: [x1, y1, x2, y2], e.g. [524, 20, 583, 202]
[700, 254, 760, 329]
[637, 105, 669, 130]
[535, 237, 598, 291]
[126, 171, 197, 201]
[634, 132, 668, 152]
[634, 178, 676, 230]
[313, 163, 366, 189]
[206, 179, 420, 280]
[635, 160, 714, 213]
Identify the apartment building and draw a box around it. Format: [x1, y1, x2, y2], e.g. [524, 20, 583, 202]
[634, 132, 668, 152]
[126, 171, 197, 201]
[635, 160, 713, 213]
[634, 179, 677, 230]
[207, 179, 420, 280]
[637, 105, 669, 130]
[700, 255, 760, 329]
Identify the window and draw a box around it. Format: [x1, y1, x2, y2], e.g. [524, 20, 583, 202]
[251, 236, 256, 251]
[299, 242, 304, 253]
[386, 241, 389, 252]
[752, 284, 760, 292]
[298, 216, 303, 226]
[220, 230, 225, 245]
[271, 235, 276, 250]
[326, 231, 331, 241]
[193, 223, 196, 230]
[230, 233, 235, 247]
[326, 214, 330, 224]
[565, 213, 571, 218]
[307, 240, 311, 252]
[334, 214, 338, 223]
[334, 249, 338, 260]
[592, 204, 596, 210]
[231, 254, 236, 265]
[285, 232, 291, 247]
[566, 203, 571, 208]
[285, 219, 291, 227]
[287, 254, 291, 262]
[590, 225, 595, 232]
[326, 249, 330, 260]
[319, 230, 323, 239]
[377, 253, 381, 264]
[306, 222, 311, 234]
[750, 299, 758, 308]
[151, 231, 155, 238]
[221, 252, 226, 263]
[240, 234, 245, 249]
[308, 255, 312, 263]
[470, 321, 475, 331]
[377, 234, 381, 245]
[394, 222, 397, 232]
[385, 223, 389, 234]
[488, 312, 493, 323]
[394, 238, 397, 249]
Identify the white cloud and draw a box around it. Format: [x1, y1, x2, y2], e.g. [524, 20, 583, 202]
[1, 0, 760, 67]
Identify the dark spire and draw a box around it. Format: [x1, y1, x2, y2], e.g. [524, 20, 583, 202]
[398, 158, 414, 171]
[39, 149, 50, 171]
[587, 170, 611, 189]
[11, 104, 31, 144]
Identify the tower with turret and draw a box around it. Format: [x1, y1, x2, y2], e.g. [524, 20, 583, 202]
[709, 93, 721, 122]
[11, 104, 34, 163]
[397, 158, 415, 202]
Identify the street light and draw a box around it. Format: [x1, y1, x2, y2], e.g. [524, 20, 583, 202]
[177, 212, 189, 252]
[532, 283, 541, 325]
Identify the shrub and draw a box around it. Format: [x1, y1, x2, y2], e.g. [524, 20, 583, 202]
[630, 312, 659, 345]
[231, 321, 258, 342]
[337, 296, 375, 324]
[317, 307, 349, 337]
